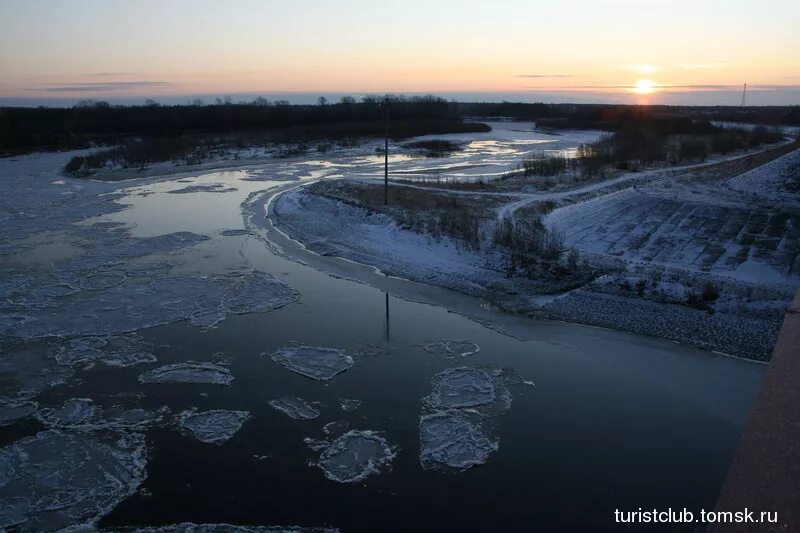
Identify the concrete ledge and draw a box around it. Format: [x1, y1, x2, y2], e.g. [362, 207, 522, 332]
[712, 291, 800, 532]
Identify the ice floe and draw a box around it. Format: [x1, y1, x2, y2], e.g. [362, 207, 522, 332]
[36, 398, 97, 427]
[8, 269, 296, 339]
[269, 345, 354, 381]
[423, 367, 511, 415]
[419, 410, 498, 470]
[316, 430, 396, 483]
[139, 362, 234, 385]
[177, 409, 250, 445]
[423, 340, 480, 359]
[0, 430, 146, 530]
[268, 397, 320, 420]
[35, 398, 169, 431]
[55, 334, 157, 368]
[418, 367, 519, 471]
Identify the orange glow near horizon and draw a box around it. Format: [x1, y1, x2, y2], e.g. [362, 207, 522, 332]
[1, 1, 798, 105]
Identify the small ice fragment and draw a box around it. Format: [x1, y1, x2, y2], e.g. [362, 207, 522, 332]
[269, 345, 354, 381]
[177, 409, 250, 445]
[138, 362, 233, 385]
[339, 399, 361, 412]
[268, 397, 320, 420]
[316, 430, 396, 483]
[419, 410, 498, 470]
[423, 340, 480, 358]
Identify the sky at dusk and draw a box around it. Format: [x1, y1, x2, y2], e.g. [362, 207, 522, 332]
[1, 0, 798, 106]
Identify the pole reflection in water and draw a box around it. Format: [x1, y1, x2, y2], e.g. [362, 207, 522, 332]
[384, 292, 390, 342]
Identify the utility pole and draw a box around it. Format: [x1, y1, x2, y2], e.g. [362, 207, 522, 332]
[740, 83, 747, 108]
[383, 99, 389, 205]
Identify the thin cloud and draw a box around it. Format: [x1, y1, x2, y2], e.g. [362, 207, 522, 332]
[515, 74, 586, 78]
[84, 72, 141, 77]
[627, 64, 658, 74]
[677, 63, 727, 70]
[34, 81, 173, 92]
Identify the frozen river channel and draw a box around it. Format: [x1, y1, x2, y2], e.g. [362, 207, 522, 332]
[0, 124, 765, 531]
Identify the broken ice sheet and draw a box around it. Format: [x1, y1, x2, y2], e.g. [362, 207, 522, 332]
[316, 430, 396, 483]
[423, 367, 511, 414]
[269, 345, 354, 381]
[11, 269, 297, 339]
[268, 397, 320, 420]
[36, 398, 97, 428]
[419, 410, 498, 470]
[423, 340, 480, 359]
[0, 430, 146, 531]
[177, 409, 250, 445]
[55, 334, 157, 368]
[139, 362, 233, 385]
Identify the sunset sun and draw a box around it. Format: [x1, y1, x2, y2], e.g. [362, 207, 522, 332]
[633, 79, 656, 94]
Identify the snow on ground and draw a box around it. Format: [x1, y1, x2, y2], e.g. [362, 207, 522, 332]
[727, 148, 800, 204]
[545, 187, 800, 283]
[272, 188, 504, 296]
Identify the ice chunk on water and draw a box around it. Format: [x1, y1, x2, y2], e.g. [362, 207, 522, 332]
[0, 402, 37, 427]
[424, 367, 510, 414]
[128, 523, 339, 532]
[268, 397, 320, 420]
[138, 362, 233, 385]
[269, 345, 354, 381]
[316, 430, 396, 483]
[36, 398, 97, 428]
[419, 410, 498, 470]
[177, 409, 250, 445]
[423, 340, 480, 358]
[0, 430, 146, 530]
[339, 399, 361, 412]
[55, 334, 157, 368]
